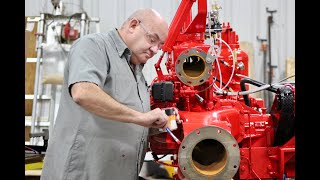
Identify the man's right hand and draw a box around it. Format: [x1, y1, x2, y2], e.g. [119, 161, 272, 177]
[137, 108, 168, 129]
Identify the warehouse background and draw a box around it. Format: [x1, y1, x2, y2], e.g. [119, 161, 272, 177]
[25, 0, 295, 85]
[25, 0, 295, 144]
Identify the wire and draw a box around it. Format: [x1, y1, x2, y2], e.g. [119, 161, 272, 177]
[25, 146, 39, 154]
[216, 37, 236, 90]
[206, 34, 236, 93]
[215, 73, 296, 97]
[197, 81, 214, 92]
[197, 60, 220, 92]
[278, 75, 295, 83]
[241, 156, 261, 180]
[215, 81, 287, 96]
[151, 151, 171, 161]
[215, 55, 223, 89]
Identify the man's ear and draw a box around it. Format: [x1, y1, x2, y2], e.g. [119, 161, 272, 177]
[128, 18, 139, 33]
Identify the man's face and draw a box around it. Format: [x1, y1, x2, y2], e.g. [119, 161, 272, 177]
[130, 19, 168, 64]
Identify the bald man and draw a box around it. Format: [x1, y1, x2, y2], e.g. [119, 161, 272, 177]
[40, 8, 170, 180]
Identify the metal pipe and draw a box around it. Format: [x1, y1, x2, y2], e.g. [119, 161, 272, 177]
[48, 85, 56, 139]
[80, 12, 86, 37]
[266, 7, 277, 110]
[267, 9, 273, 85]
[256, 36, 268, 104]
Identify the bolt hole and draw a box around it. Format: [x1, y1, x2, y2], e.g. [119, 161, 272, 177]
[196, 130, 200, 134]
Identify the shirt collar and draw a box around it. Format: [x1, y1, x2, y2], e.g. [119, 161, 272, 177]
[110, 28, 145, 69]
[110, 28, 131, 59]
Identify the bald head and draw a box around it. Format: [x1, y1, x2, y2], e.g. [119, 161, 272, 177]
[121, 8, 167, 29]
[118, 8, 169, 64]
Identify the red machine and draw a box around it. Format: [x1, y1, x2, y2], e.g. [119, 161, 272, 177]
[148, 0, 295, 179]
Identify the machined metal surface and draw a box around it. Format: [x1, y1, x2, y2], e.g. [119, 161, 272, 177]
[175, 48, 213, 86]
[178, 126, 240, 180]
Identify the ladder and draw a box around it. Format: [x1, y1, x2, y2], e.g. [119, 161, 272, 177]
[26, 12, 100, 145]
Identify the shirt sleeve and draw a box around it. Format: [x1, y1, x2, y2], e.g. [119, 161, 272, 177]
[66, 35, 109, 88]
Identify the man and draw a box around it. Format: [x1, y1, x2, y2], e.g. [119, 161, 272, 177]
[41, 8, 172, 180]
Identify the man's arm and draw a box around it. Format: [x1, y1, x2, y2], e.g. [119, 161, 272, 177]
[71, 81, 168, 128]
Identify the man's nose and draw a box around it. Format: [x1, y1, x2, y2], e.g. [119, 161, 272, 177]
[150, 45, 159, 54]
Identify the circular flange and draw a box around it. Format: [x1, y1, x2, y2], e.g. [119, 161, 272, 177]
[175, 48, 213, 86]
[178, 126, 240, 180]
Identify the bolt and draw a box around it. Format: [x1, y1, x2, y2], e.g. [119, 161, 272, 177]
[241, 166, 246, 171]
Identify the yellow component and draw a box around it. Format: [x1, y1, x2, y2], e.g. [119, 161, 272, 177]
[168, 114, 177, 131]
[162, 161, 175, 178]
[25, 161, 43, 170]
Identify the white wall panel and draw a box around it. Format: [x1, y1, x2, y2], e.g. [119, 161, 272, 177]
[25, 0, 295, 85]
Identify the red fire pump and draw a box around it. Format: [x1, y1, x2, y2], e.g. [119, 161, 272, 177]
[148, 0, 295, 180]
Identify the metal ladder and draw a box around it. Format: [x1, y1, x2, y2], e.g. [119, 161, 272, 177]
[26, 12, 100, 145]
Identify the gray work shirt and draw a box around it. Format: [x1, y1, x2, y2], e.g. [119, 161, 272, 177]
[41, 28, 150, 180]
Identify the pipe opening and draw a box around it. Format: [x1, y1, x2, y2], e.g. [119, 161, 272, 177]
[183, 55, 205, 78]
[192, 139, 227, 175]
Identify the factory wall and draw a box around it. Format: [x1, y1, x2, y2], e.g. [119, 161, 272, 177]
[25, 0, 295, 85]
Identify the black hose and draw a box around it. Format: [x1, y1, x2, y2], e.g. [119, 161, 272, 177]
[240, 77, 277, 107]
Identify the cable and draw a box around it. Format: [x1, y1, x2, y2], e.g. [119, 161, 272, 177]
[215, 82, 286, 96]
[150, 151, 171, 161]
[278, 75, 295, 83]
[198, 77, 232, 93]
[25, 146, 39, 154]
[216, 37, 236, 90]
[216, 73, 296, 97]
[241, 156, 261, 180]
[214, 54, 223, 89]
[206, 35, 236, 92]
[240, 77, 278, 106]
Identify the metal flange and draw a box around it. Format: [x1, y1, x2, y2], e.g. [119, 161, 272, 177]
[175, 48, 213, 86]
[178, 126, 240, 180]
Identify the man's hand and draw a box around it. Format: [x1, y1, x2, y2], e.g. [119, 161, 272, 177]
[136, 108, 169, 128]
